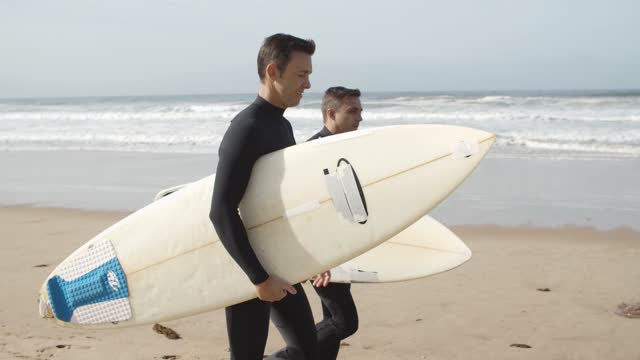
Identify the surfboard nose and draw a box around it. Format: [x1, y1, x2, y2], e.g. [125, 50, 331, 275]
[462, 127, 496, 147]
[477, 128, 496, 141]
[479, 130, 497, 150]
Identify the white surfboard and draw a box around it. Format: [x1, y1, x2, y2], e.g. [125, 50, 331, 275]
[38, 125, 495, 329]
[154, 184, 471, 284]
[329, 215, 470, 283]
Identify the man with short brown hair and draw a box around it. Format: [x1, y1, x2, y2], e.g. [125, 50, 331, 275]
[316, 86, 363, 136]
[210, 33, 318, 360]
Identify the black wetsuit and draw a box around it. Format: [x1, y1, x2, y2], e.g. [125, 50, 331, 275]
[210, 96, 317, 360]
[270, 126, 359, 360]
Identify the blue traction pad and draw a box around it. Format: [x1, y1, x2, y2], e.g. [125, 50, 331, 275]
[47, 257, 129, 323]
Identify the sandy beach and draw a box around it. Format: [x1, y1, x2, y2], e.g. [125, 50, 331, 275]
[2, 1, 639, 356]
[2, 205, 639, 360]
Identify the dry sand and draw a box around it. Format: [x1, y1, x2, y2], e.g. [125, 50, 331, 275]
[1, 205, 639, 360]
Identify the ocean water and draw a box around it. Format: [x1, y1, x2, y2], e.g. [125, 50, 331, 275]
[1, 91, 638, 229]
[1, 90, 639, 159]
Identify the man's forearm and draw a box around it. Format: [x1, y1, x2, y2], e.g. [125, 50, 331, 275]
[210, 202, 269, 285]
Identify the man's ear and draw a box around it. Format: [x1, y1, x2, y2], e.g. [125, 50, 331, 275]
[327, 108, 336, 121]
[265, 63, 278, 81]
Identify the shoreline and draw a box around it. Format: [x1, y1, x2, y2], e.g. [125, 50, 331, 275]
[2, 149, 638, 231]
[3, 203, 640, 235]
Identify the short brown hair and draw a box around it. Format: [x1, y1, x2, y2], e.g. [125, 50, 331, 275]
[257, 33, 316, 80]
[321, 86, 361, 121]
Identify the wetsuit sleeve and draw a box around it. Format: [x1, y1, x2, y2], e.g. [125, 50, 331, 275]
[210, 119, 269, 285]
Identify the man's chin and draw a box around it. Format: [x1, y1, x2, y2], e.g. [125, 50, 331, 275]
[288, 99, 301, 107]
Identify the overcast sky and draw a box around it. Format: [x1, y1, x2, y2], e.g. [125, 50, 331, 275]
[1, 0, 639, 98]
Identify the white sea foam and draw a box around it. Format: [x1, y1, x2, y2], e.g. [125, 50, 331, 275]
[1, 92, 638, 158]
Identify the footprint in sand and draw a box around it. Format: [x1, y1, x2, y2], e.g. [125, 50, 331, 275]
[36, 345, 70, 353]
[7, 351, 31, 359]
[37, 344, 91, 352]
[35, 344, 92, 360]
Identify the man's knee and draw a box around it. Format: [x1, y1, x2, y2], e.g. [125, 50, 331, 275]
[343, 317, 359, 338]
[335, 313, 358, 339]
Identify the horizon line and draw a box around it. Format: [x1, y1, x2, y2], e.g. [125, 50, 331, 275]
[2, 88, 640, 101]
